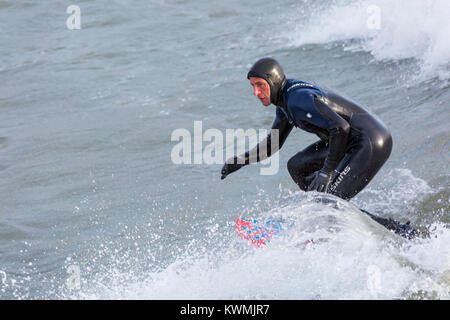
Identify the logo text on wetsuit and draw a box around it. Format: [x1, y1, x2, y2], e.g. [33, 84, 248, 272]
[170, 121, 280, 175]
[286, 82, 317, 93]
[329, 165, 350, 192]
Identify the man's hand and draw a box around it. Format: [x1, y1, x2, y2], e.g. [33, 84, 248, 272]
[221, 157, 245, 180]
[307, 170, 333, 192]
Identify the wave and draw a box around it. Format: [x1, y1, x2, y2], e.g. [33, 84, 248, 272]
[7, 169, 444, 300]
[283, 0, 450, 82]
[59, 191, 449, 300]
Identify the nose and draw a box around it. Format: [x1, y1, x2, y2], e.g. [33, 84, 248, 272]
[253, 86, 261, 96]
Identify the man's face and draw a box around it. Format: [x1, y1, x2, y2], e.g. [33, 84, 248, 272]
[249, 77, 271, 106]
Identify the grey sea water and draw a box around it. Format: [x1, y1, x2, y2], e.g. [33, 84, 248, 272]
[0, 0, 449, 299]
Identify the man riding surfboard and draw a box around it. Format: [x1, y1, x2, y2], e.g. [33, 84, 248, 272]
[221, 57, 418, 239]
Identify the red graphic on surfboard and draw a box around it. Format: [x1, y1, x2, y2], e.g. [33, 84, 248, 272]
[235, 217, 283, 247]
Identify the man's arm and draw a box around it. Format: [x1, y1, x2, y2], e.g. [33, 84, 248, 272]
[241, 109, 293, 164]
[311, 94, 350, 173]
[303, 94, 350, 192]
[221, 110, 293, 179]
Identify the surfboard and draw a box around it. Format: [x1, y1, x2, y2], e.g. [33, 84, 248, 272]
[235, 217, 287, 247]
[235, 217, 330, 248]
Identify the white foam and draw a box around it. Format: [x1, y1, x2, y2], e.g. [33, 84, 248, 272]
[285, 0, 450, 82]
[354, 168, 435, 221]
[56, 188, 449, 300]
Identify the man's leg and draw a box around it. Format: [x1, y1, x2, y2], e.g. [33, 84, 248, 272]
[329, 136, 391, 200]
[327, 145, 374, 200]
[287, 140, 328, 190]
[328, 140, 418, 239]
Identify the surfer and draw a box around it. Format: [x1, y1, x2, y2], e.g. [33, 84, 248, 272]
[221, 57, 418, 239]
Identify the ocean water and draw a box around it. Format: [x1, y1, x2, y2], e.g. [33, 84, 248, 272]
[0, 0, 449, 299]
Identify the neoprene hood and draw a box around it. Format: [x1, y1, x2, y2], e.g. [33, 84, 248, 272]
[247, 57, 287, 106]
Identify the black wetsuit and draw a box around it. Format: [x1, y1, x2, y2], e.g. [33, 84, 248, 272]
[275, 79, 393, 200]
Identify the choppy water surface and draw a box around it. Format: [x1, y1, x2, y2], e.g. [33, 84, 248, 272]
[0, 0, 448, 299]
